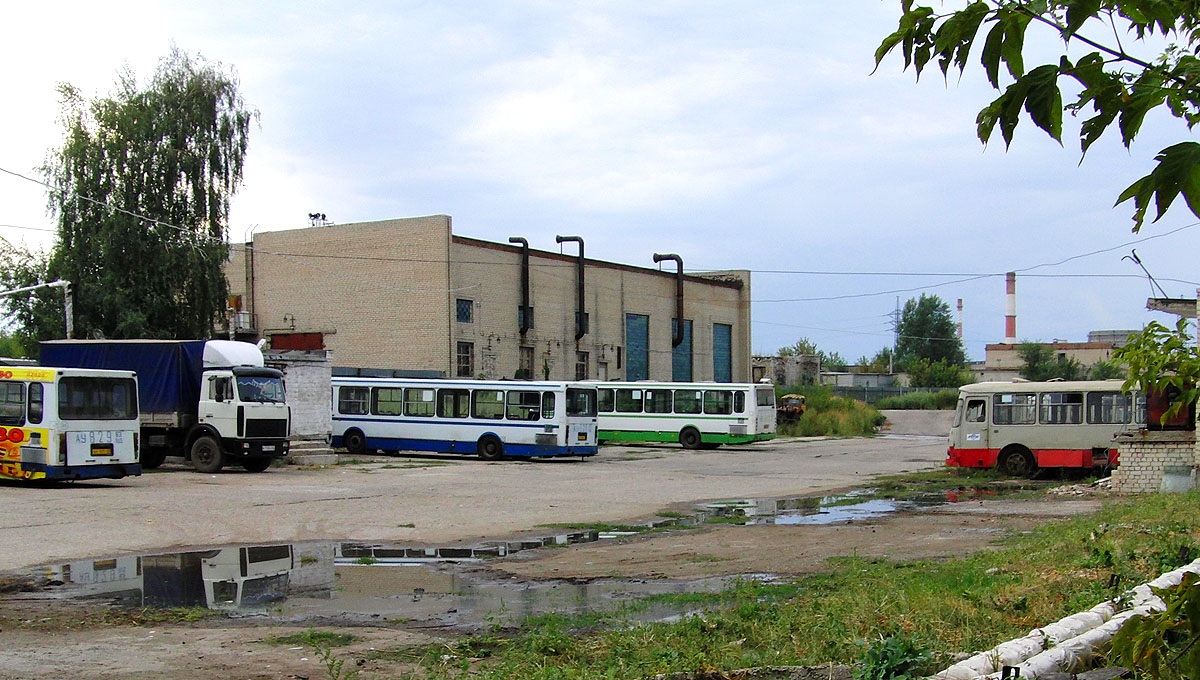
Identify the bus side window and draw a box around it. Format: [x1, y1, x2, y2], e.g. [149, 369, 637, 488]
[734, 391, 746, 414]
[644, 390, 672, 413]
[506, 391, 540, 421]
[615, 389, 643, 413]
[437, 389, 469, 418]
[965, 399, 985, 423]
[27, 382, 43, 425]
[338, 387, 369, 415]
[541, 392, 556, 419]
[704, 391, 733, 415]
[0, 381, 25, 426]
[472, 390, 505, 420]
[597, 389, 613, 413]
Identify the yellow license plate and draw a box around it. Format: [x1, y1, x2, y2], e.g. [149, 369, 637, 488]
[91, 443, 114, 456]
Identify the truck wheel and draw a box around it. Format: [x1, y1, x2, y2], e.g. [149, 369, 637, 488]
[242, 457, 272, 472]
[141, 448, 167, 469]
[191, 436, 224, 473]
[679, 427, 702, 450]
[477, 435, 504, 461]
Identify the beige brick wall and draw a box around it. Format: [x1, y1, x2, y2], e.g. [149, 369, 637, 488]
[225, 218, 752, 380]
[1113, 430, 1197, 493]
[228, 216, 453, 371]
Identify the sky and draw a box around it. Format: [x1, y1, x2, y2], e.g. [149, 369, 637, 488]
[2, 2, 1198, 363]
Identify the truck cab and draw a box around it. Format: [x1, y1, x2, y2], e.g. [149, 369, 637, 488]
[200, 365, 290, 468]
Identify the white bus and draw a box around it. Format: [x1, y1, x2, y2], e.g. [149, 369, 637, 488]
[0, 366, 141, 481]
[593, 381, 776, 449]
[331, 377, 598, 460]
[948, 379, 1144, 477]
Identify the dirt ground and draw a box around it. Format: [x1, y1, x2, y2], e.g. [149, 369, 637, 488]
[0, 492, 1105, 680]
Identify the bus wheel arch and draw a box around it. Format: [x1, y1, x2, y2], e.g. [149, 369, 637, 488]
[342, 429, 368, 456]
[477, 435, 504, 461]
[679, 427, 702, 450]
[998, 445, 1037, 478]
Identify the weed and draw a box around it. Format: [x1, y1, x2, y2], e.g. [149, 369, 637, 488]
[264, 630, 358, 648]
[354, 556, 377, 565]
[853, 633, 933, 680]
[300, 555, 320, 566]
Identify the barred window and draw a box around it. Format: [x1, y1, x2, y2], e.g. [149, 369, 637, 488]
[456, 299, 473, 323]
[456, 342, 474, 378]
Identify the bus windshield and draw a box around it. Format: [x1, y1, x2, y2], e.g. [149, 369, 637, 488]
[237, 376, 286, 403]
[58, 377, 138, 420]
[566, 388, 597, 417]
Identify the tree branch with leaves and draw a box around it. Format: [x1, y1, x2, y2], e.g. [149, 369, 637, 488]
[876, 0, 1200, 231]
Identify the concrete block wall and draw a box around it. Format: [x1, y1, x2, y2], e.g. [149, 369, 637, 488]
[264, 349, 333, 440]
[1113, 429, 1197, 494]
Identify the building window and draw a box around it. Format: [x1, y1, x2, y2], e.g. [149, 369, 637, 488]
[575, 311, 590, 336]
[597, 361, 608, 381]
[671, 318, 693, 382]
[713, 323, 733, 383]
[575, 351, 589, 380]
[456, 299, 473, 323]
[456, 341, 474, 377]
[518, 346, 534, 380]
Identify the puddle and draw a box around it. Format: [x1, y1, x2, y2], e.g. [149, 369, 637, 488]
[10, 488, 981, 628]
[12, 543, 738, 631]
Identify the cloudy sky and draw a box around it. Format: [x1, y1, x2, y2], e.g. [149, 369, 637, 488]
[3, 2, 1198, 363]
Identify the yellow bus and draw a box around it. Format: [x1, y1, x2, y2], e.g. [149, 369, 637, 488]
[0, 366, 141, 481]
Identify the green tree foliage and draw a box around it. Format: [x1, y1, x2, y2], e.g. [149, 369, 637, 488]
[1110, 572, 1200, 680]
[895, 294, 965, 369]
[7, 48, 253, 345]
[905, 358, 972, 387]
[1017, 341, 1084, 380]
[1114, 318, 1200, 420]
[856, 346, 895, 373]
[1087, 358, 1126, 379]
[778, 337, 849, 370]
[876, 1, 1200, 231]
[0, 242, 64, 354]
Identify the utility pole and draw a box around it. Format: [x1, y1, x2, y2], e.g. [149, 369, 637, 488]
[0, 280, 73, 338]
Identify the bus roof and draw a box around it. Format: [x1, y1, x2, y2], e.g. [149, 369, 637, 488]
[958, 379, 1129, 395]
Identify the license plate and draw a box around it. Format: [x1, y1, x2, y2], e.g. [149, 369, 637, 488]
[577, 432, 587, 441]
[262, 445, 275, 452]
[91, 443, 113, 456]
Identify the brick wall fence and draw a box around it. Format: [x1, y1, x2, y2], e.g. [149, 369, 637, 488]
[1112, 429, 1197, 494]
[264, 349, 332, 441]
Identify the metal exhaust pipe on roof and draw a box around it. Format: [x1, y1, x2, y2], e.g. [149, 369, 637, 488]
[508, 237, 531, 335]
[653, 253, 685, 347]
[556, 235, 586, 340]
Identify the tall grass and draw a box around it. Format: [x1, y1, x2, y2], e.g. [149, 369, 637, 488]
[779, 385, 885, 437]
[371, 489, 1200, 679]
[874, 389, 959, 410]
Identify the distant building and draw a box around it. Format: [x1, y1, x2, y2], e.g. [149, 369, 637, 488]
[751, 354, 820, 387]
[225, 216, 753, 382]
[973, 329, 1137, 382]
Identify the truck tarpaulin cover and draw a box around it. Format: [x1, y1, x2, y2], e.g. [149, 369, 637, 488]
[40, 340, 206, 413]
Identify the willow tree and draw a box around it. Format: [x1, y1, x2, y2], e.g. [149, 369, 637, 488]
[32, 47, 253, 342]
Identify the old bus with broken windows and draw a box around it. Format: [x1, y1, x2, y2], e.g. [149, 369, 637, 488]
[948, 380, 1144, 477]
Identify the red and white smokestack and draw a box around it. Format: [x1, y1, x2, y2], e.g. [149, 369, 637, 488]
[1004, 272, 1017, 344]
[956, 298, 963, 339]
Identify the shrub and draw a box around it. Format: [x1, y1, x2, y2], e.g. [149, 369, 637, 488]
[778, 385, 884, 437]
[874, 390, 958, 410]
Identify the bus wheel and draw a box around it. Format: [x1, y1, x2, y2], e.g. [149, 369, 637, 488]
[679, 428, 702, 450]
[141, 448, 167, 469]
[477, 436, 504, 461]
[999, 446, 1036, 478]
[242, 457, 273, 472]
[191, 436, 224, 473]
[343, 429, 367, 456]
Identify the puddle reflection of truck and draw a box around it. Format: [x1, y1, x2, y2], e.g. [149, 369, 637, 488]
[39, 340, 290, 472]
[143, 545, 293, 609]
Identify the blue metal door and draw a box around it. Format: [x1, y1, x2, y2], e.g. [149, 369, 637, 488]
[713, 323, 732, 383]
[672, 319, 692, 382]
[626, 314, 649, 380]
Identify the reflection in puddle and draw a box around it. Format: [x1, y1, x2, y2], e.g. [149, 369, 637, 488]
[17, 543, 733, 631]
[14, 489, 973, 629]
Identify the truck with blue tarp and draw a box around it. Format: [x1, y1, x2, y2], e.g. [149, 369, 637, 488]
[40, 340, 290, 473]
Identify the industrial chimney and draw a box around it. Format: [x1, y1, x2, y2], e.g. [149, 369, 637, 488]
[1005, 272, 1017, 344]
[956, 298, 963, 340]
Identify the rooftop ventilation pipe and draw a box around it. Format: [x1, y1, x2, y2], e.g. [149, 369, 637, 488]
[556, 235, 586, 340]
[508, 236, 531, 335]
[653, 253, 685, 347]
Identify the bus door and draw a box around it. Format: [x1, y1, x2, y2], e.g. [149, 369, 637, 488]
[960, 397, 989, 451]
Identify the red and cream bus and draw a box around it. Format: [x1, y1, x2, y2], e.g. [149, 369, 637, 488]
[948, 380, 1143, 477]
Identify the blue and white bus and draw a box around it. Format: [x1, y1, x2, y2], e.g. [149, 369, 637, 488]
[331, 377, 598, 460]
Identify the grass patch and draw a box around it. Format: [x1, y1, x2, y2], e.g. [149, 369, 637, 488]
[390, 489, 1200, 680]
[874, 390, 959, 410]
[264, 629, 359, 648]
[534, 522, 657, 534]
[778, 385, 885, 437]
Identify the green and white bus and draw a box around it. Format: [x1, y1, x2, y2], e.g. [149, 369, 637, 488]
[593, 381, 776, 449]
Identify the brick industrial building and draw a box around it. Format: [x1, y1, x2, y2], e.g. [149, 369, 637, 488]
[225, 216, 753, 382]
